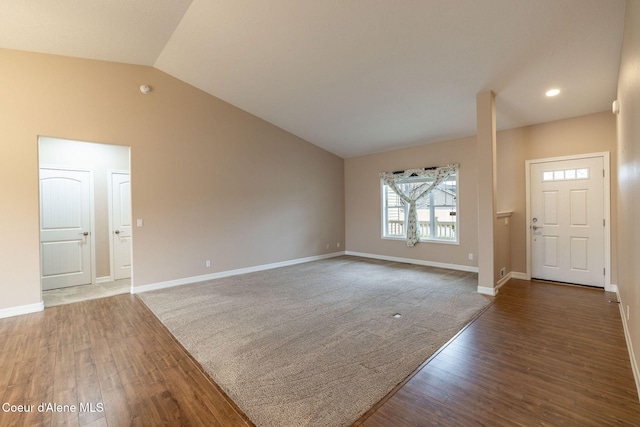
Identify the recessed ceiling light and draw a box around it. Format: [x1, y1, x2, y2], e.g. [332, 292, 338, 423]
[546, 89, 560, 97]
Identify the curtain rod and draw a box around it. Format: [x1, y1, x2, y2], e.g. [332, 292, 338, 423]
[392, 166, 437, 175]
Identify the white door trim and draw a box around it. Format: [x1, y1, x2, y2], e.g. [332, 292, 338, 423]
[39, 164, 97, 287]
[525, 152, 611, 290]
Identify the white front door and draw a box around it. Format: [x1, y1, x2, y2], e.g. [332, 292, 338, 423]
[530, 156, 605, 287]
[40, 168, 92, 290]
[111, 172, 132, 280]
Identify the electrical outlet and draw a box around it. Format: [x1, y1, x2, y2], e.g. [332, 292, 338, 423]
[205, 260, 211, 268]
[326, 244, 330, 250]
[500, 267, 506, 278]
[468, 253, 474, 261]
[337, 242, 341, 248]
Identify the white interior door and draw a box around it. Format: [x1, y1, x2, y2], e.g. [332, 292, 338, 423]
[40, 168, 92, 290]
[111, 172, 132, 280]
[530, 157, 605, 287]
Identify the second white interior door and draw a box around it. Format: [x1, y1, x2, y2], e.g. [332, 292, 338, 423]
[111, 172, 132, 280]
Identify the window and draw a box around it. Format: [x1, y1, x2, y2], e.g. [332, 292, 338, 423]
[382, 172, 458, 242]
[542, 168, 589, 181]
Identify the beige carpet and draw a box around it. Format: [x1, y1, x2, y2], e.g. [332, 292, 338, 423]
[139, 256, 491, 427]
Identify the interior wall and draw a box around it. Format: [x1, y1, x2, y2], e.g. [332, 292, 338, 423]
[345, 110, 616, 283]
[38, 137, 130, 279]
[344, 136, 479, 270]
[495, 215, 511, 283]
[616, 0, 640, 389]
[0, 48, 345, 312]
[496, 111, 618, 281]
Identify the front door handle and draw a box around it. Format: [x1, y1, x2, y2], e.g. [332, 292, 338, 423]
[532, 225, 543, 231]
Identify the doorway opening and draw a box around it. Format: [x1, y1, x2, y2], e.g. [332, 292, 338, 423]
[525, 152, 611, 290]
[38, 136, 132, 306]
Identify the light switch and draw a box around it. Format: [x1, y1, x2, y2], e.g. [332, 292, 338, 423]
[136, 219, 144, 227]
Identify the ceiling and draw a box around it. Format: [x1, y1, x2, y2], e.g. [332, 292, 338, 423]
[0, 0, 626, 158]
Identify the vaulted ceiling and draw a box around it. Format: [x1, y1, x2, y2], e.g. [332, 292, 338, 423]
[0, 0, 626, 157]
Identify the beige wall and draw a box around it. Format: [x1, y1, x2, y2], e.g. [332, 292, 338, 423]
[345, 111, 617, 284]
[0, 48, 344, 311]
[38, 137, 130, 278]
[495, 215, 511, 282]
[616, 0, 640, 390]
[496, 111, 618, 281]
[476, 91, 499, 288]
[345, 136, 479, 269]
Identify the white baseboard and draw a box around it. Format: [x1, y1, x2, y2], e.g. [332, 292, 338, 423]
[132, 251, 346, 294]
[95, 276, 113, 284]
[606, 283, 618, 293]
[496, 272, 511, 288]
[477, 286, 497, 296]
[511, 271, 529, 280]
[616, 288, 640, 401]
[477, 271, 513, 296]
[0, 301, 44, 319]
[344, 251, 478, 273]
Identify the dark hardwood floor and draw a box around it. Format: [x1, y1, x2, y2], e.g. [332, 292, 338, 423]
[0, 293, 250, 427]
[1, 279, 638, 426]
[356, 279, 640, 426]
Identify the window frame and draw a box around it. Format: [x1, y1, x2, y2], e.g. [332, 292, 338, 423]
[380, 172, 459, 245]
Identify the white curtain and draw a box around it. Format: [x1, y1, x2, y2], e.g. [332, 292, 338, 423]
[380, 164, 458, 246]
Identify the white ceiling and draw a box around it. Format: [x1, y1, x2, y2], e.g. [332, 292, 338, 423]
[0, 0, 626, 158]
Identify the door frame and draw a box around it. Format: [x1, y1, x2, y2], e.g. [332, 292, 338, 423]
[525, 152, 611, 291]
[107, 169, 132, 282]
[38, 164, 97, 288]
